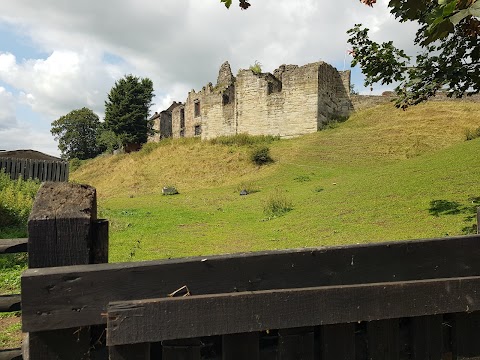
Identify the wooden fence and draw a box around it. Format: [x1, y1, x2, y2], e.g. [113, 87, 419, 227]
[2, 182, 480, 359]
[0, 157, 68, 182]
[0, 239, 25, 360]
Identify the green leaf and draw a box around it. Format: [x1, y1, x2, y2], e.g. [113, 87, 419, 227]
[443, 0, 458, 16]
[220, 0, 232, 8]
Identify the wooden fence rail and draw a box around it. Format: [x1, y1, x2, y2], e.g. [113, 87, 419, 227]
[0, 239, 27, 254]
[0, 157, 68, 182]
[0, 239, 27, 315]
[0, 239, 27, 359]
[1, 182, 479, 359]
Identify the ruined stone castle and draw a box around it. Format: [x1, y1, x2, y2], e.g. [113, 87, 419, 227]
[148, 61, 353, 142]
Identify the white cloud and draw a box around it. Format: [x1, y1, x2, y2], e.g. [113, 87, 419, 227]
[0, 87, 17, 130]
[0, 0, 421, 153]
[0, 88, 59, 155]
[0, 124, 60, 156]
[0, 50, 130, 120]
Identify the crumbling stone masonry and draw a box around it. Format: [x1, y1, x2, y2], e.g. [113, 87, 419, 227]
[148, 61, 353, 142]
[148, 101, 182, 142]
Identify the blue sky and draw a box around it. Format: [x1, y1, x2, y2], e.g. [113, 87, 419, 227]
[0, 0, 418, 157]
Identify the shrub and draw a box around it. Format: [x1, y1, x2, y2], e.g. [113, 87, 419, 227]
[249, 61, 262, 75]
[236, 181, 260, 194]
[69, 158, 83, 172]
[0, 172, 40, 230]
[464, 127, 480, 141]
[263, 189, 293, 219]
[250, 146, 274, 165]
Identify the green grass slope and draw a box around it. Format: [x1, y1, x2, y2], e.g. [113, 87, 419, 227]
[72, 102, 480, 262]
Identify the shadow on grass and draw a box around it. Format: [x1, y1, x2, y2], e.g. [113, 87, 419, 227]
[429, 197, 480, 235]
[428, 200, 463, 217]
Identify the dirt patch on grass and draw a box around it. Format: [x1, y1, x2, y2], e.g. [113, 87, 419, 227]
[0, 314, 22, 350]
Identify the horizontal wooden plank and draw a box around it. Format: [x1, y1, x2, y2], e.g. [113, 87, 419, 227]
[107, 276, 480, 345]
[22, 235, 480, 332]
[0, 239, 27, 254]
[0, 348, 22, 360]
[0, 294, 21, 312]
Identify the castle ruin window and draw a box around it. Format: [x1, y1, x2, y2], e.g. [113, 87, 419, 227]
[180, 108, 185, 128]
[222, 94, 230, 105]
[180, 129, 185, 138]
[267, 81, 282, 95]
[267, 83, 274, 95]
[194, 101, 200, 117]
[194, 125, 202, 136]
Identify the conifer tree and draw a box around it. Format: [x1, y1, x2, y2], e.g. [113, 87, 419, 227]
[104, 75, 154, 146]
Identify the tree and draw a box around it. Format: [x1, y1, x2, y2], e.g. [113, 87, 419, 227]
[104, 74, 155, 146]
[222, 0, 480, 109]
[349, 0, 480, 108]
[220, 0, 251, 9]
[51, 107, 102, 160]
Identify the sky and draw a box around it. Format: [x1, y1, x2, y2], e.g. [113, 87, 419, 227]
[0, 0, 419, 157]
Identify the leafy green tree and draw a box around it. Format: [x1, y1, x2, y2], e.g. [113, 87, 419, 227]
[223, 0, 480, 109]
[96, 127, 123, 154]
[349, 0, 480, 108]
[104, 74, 155, 146]
[51, 107, 102, 160]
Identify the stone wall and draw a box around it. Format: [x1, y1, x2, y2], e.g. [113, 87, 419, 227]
[148, 102, 180, 142]
[156, 60, 354, 141]
[202, 61, 352, 139]
[317, 64, 353, 128]
[351, 92, 480, 112]
[351, 94, 393, 111]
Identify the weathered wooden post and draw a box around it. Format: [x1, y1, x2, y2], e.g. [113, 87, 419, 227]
[22, 182, 108, 360]
[477, 207, 480, 234]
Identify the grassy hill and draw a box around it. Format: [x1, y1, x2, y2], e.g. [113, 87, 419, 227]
[72, 101, 480, 262]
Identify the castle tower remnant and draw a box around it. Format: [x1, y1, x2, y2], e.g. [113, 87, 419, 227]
[216, 61, 235, 88]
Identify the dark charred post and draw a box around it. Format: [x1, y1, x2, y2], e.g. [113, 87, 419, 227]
[477, 207, 480, 234]
[277, 327, 314, 360]
[452, 312, 480, 359]
[222, 332, 259, 360]
[367, 319, 400, 360]
[409, 315, 442, 360]
[108, 344, 151, 360]
[162, 339, 202, 360]
[24, 182, 108, 360]
[320, 323, 356, 360]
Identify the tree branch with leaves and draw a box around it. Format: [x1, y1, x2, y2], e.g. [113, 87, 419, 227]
[222, 0, 480, 109]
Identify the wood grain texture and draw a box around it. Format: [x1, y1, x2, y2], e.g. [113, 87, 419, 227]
[27, 182, 97, 268]
[24, 182, 102, 360]
[0, 294, 21, 312]
[22, 234, 480, 332]
[106, 276, 480, 346]
[0, 239, 27, 254]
